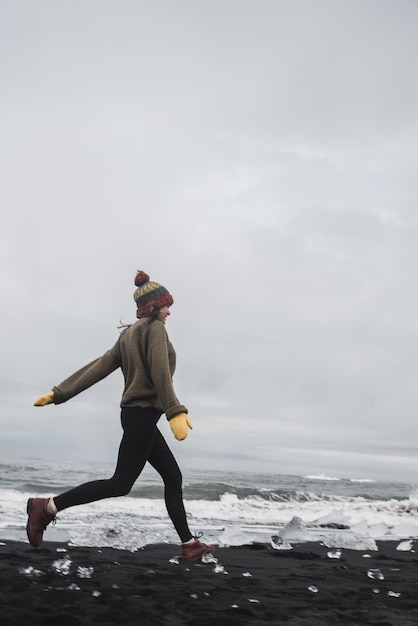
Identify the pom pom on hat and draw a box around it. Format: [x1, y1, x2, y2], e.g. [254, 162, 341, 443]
[134, 271, 150, 287]
[133, 270, 173, 318]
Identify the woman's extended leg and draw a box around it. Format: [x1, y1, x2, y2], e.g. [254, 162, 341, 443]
[54, 407, 160, 510]
[26, 407, 160, 546]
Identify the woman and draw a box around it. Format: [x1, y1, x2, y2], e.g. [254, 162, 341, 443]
[26, 270, 213, 559]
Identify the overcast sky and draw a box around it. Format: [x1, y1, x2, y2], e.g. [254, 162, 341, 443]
[1, 0, 418, 482]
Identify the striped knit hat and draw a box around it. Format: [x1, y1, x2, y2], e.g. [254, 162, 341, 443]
[133, 270, 174, 319]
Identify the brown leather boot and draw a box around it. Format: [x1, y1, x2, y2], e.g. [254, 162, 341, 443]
[182, 535, 215, 559]
[26, 498, 56, 547]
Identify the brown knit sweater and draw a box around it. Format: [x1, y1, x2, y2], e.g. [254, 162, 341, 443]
[52, 319, 187, 420]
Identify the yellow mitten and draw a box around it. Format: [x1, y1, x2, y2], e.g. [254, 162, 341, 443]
[169, 413, 193, 441]
[34, 391, 55, 406]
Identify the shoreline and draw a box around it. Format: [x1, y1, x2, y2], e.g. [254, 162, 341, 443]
[2, 539, 418, 624]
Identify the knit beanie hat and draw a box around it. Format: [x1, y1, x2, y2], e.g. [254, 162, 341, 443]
[134, 270, 174, 318]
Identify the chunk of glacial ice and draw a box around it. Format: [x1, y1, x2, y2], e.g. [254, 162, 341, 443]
[367, 568, 384, 580]
[350, 520, 389, 538]
[368, 522, 390, 538]
[323, 533, 378, 551]
[396, 539, 414, 551]
[278, 516, 310, 542]
[219, 525, 249, 546]
[314, 509, 350, 526]
[201, 553, 217, 564]
[351, 520, 369, 535]
[52, 556, 72, 575]
[77, 566, 94, 579]
[271, 535, 293, 550]
[391, 521, 418, 537]
[327, 549, 342, 559]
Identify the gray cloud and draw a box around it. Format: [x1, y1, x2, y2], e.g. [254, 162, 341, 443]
[1, 0, 418, 481]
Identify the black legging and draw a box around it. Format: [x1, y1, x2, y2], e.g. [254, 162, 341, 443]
[53, 406, 193, 543]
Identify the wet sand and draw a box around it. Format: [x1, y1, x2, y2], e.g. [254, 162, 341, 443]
[1, 539, 418, 625]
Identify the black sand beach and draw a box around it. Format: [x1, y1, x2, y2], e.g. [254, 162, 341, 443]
[1, 540, 417, 625]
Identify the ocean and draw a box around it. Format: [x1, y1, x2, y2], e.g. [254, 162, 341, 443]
[2, 458, 418, 551]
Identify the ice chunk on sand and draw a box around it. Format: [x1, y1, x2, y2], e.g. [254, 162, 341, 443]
[219, 525, 249, 546]
[315, 509, 350, 527]
[396, 539, 414, 551]
[271, 535, 293, 550]
[350, 521, 389, 538]
[52, 556, 72, 575]
[368, 522, 390, 538]
[323, 533, 378, 551]
[391, 521, 418, 537]
[351, 520, 369, 535]
[278, 516, 310, 542]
